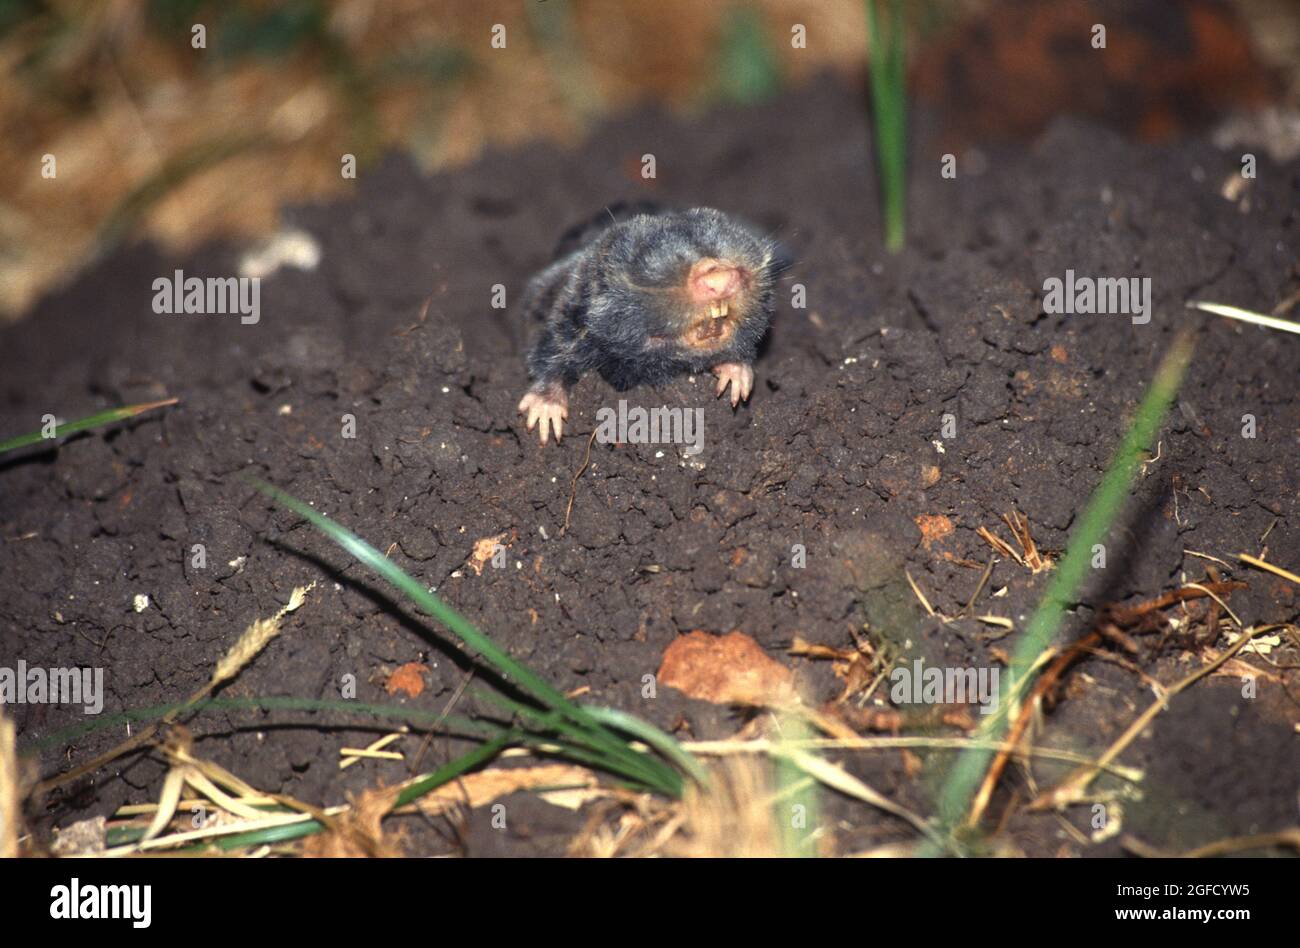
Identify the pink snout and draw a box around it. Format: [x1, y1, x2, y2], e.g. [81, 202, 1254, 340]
[688, 259, 744, 302]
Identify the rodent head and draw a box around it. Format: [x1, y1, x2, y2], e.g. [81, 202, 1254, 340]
[606, 208, 777, 350]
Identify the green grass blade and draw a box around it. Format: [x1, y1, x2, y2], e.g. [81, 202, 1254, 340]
[583, 706, 709, 787]
[214, 820, 323, 850]
[252, 479, 594, 721]
[23, 694, 504, 755]
[773, 712, 819, 857]
[865, 0, 906, 252]
[473, 688, 679, 794]
[718, 6, 781, 104]
[935, 332, 1196, 836]
[249, 478, 692, 796]
[394, 734, 515, 807]
[0, 398, 178, 456]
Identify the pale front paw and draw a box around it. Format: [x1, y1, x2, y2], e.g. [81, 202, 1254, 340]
[710, 362, 754, 407]
[517, 385, 569, 445]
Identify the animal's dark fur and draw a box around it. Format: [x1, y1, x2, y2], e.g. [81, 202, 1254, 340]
[519, 206, 780, 394]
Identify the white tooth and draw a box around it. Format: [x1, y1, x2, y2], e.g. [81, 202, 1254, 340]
[719, 302, 729, 317]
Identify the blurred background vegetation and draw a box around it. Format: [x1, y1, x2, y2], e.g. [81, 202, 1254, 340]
[0, 0, 1295, 321]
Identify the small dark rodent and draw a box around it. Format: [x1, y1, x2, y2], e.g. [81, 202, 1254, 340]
[517, 204, 783, 444]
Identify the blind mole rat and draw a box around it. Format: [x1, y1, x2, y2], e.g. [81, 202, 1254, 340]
[517, 205, 783, 444]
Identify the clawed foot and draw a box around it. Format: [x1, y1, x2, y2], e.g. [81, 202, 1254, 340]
[517, 385, 569, 445]
[711, 362, 754, 407]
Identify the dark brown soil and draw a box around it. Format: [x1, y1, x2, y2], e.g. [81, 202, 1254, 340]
[2, 75, 1297, 857]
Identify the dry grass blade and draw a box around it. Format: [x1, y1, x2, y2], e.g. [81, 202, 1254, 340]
[962, 556, 998, 616]
[134, 727, 309, 849]
[684, 736, 1142, 781]
[665, 757, 786, 857]
[1236, 553, 1300, 587]
[0, 710, 19, 857]
[977, 512, 1051, 573]
[904, 568, 935, 616]
[339, 731, 406, 769]
[977, 525, 1022, 567]
[770, 744, 941, 847]
[1003, 511, 1050, 572]
[140, 765, 187, 844]
[1186, 300, 1300, 335]
[1184, 581, 1242, 628]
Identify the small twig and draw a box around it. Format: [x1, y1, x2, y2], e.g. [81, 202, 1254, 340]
[961, 556, 997, 617]
[1028, 625, 1274, 812]
[968, 578, 1246, 826]
[1184, 582, 1242, 629]
[393, 296, 432, 337]
[561, 429, 599, 536]
[1103, 579, 1246, 626]
[967, 630, 1100, 827]
[1124, 827, 1300, 858]
[411, 668, 474, 774]
[1272, 287, 1300, 317]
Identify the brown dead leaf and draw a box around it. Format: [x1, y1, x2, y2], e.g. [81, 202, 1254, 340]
[385, 662, 428, 698]
[659, 630, 797, 707]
